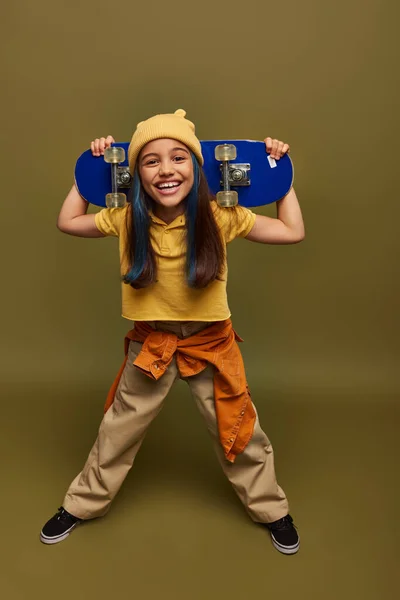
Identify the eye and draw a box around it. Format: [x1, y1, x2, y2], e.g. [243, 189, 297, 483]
[173, 155, 186, 162]
[144, 158, 158, 166]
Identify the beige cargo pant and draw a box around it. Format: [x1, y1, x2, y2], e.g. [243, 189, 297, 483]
[63, 321, 289, 523]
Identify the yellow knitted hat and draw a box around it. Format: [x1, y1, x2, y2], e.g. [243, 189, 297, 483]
[127, 108, 204, 174]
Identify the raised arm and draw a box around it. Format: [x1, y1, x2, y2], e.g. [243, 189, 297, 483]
[245, 137, 305, 245]
[245, 186, 305, 244]
[57, 135, 115, 238]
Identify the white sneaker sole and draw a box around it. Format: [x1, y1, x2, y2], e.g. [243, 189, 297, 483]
[271, 533, 300, 555]
[40, 521, 79, 545]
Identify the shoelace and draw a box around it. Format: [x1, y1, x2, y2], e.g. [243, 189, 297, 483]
[56, 507, 73, 521]
[270, 515, 294, 530]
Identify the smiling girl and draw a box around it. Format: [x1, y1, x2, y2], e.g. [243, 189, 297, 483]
[40, 109, 304, 554]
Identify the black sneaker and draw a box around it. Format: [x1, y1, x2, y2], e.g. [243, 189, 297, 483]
[266, 514, 300, 555]
[40, 507, 82, 545]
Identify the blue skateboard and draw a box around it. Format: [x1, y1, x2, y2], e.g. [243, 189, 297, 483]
[75, 140, 293, 208]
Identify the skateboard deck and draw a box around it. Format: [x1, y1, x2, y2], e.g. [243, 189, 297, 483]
[75, 140, 293, 208]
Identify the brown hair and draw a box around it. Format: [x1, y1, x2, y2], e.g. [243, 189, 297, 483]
[122, 167, 226, 289]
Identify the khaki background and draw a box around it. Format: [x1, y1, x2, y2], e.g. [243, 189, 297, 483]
[1, 1, 398, 599]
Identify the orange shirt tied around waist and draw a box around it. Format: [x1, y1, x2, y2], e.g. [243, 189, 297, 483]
[104, 318, 256, 463]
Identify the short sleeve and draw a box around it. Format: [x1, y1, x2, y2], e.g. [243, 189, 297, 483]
[94, 206, 128, 237]
[211, 201, 257, 243]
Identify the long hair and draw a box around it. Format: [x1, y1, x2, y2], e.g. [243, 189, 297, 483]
[122, 153, 225, 289]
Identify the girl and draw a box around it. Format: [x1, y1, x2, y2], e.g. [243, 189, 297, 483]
[40, 109, 305, 554]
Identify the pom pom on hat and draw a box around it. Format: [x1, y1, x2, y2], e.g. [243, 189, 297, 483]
[128, 108, 203, 174]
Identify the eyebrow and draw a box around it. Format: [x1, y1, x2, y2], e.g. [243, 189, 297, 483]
[141, 147, 190, 161]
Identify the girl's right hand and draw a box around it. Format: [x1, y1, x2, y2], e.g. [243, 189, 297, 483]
[90, 135, 115, 157]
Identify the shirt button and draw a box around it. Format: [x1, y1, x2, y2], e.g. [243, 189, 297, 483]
[229, 438, 234, 443]
[165, 230, 170, 234]
[241, 411, 245, 416]
[154, 364, 159, 370]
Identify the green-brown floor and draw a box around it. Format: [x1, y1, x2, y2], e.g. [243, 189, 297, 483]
[1, 381, 398, 600]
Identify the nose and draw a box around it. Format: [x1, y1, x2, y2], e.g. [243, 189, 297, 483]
[159, 160, 174, 176]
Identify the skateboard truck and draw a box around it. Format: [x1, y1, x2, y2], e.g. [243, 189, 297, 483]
[104, 144, 251, 208]
[215, 144, 251, 207]
[104, 146, 132, 208]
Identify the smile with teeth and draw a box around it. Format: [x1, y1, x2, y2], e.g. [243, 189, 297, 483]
[155, 180, 183, 196]
[156, 181, 181, 189]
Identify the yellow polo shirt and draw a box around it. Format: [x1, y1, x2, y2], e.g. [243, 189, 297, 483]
[94, 200, 256, 321]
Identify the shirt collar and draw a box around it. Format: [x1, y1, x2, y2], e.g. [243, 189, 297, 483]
[149, 210, 186, 228]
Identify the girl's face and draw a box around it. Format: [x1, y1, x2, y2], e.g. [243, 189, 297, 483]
[138, 138, 194, 215]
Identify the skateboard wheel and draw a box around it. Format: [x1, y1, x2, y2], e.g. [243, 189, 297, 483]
[106, 192, 127, 208]
[215, 144, 237, 161]
[216, 190, 238, 207]
[104, 147, 125, 164]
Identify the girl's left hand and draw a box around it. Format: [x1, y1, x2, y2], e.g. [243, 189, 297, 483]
[264, 137, 290, 160]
